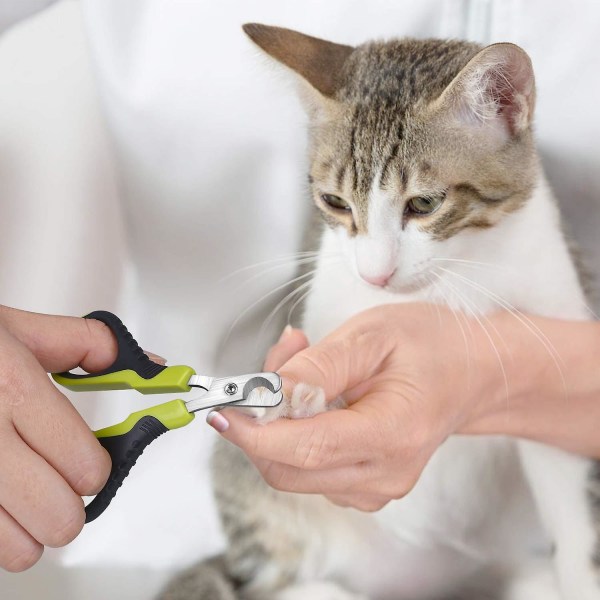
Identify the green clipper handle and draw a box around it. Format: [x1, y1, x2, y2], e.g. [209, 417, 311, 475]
[52, 311, 196, 394]
[86, 399, 194, 523]
[50, 311, 198, 522]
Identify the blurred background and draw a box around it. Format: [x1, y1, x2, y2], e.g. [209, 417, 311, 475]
[0, 1, 598, 598]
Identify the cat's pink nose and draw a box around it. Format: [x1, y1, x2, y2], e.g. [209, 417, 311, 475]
[360, 270, 396, 287]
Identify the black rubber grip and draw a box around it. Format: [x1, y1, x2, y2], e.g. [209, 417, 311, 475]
[85, 415, 168, 523]
[58, 310, 166, 382]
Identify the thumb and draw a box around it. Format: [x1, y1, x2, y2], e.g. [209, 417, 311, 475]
[0, 306, 117, 373]
[278, 315, 394, 402]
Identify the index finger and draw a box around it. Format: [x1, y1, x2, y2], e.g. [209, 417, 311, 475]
[263, 327, 309, 372]
[277, 321, 393, 403]
[0, 325, 111, 498]
[3, 344, 111, 497]
[0, 306, 117, 373]
[219, 403, 371, 470]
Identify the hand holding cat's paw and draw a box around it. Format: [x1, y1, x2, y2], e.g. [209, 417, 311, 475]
[211, 304, 504, 511]
[209, 303, 600, 512]
[226, 381, 327, 424]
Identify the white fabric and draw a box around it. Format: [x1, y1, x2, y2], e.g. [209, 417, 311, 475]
[0, 0, 599, 597]
[0, 0, 57, 33]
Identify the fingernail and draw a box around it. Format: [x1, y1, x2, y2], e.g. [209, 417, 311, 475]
[206, 411, 229, 433]
[279, 324, 293, 341]
[145, 351, 167, 365]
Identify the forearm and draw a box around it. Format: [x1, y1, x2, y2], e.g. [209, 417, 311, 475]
[462, 311, 600, 457]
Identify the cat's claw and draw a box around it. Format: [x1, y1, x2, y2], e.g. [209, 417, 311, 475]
[239, 382, 327, 424]
[287, 382, 327, 419]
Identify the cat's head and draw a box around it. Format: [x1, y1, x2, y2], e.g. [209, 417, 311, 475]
[244, 24, 537, 292]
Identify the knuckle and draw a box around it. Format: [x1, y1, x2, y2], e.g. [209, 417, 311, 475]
[84, 317, 111, 342]
[326, 495, 351, 508]
[82, 318, 117, 364]
[356, 497, 388, 513]
[403, 470, 421, 496]
[0, 359, 20, 390]
[294, 350, 332, 388]
[4, 543, 43, 573]
[69, 447, 111, 496]
[0, 358, 29, 411]
[391, 463, 421, 498]
[43, 503, 85, 548]
[406, 421, 428, 454]
[379, 479, 412, 501]
[379, 417, 419, 463]
[261, 464, 288, 492]
[373, 459, 419, 500]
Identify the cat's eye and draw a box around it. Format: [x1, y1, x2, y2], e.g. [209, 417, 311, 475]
[321, 194, 351, 212]
[406, 194, 445, 215]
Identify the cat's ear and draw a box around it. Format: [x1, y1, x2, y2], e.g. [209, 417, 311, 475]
[243, 23, 353, 114]
[433, 43, 535, 140]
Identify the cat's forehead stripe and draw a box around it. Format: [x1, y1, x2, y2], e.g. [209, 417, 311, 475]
[348, 102, 410, 198]
[348, 105, 359, 192]
[379, 143, 401, 189]
[336, 164, 347, 190]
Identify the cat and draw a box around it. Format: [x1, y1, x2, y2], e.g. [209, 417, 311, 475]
[159, 24, 599, 600]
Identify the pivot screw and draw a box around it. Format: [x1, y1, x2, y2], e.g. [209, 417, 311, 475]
[224, 383, 238, 396]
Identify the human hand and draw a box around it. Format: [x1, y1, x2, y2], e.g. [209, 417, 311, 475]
[210, 304, 503, 512]
[0, 306, 118, 571]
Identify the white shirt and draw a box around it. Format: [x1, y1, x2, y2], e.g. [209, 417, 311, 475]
[0, 1, 599, 598]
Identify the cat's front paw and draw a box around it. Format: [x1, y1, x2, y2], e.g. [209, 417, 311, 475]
[286, 382, 327, 419]
[239, 382, 327, 424]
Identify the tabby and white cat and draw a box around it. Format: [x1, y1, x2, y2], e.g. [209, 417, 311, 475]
[160, 24, 598, 600]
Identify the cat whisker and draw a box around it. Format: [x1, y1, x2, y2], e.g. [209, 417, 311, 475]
[217, 250, 329, 284]
[287, 287, 313, 325]
[256, 258, 342, 348]
[582, 301, 600, 321]
[257, 280, 314, 347]
[231, 255, 325, 294]
[433, 268, 512, 355]
[222, 268, 322, 347]
[430, 257, 513, 274]
[437, 265, 567, 399]
[431, 269, 510, 406]
[428, 267, 510, 353]
[428, 273, 473, 380]
[423, 272, 444, 327]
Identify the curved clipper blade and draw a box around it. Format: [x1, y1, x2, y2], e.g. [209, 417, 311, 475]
[242, 376, 283, 408]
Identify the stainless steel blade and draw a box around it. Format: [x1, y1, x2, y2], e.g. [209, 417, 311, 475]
[184, 372, 282, 413]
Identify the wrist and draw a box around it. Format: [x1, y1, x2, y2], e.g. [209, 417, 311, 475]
[460, 311, 600, 451]
[461, 310, 541, 434]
